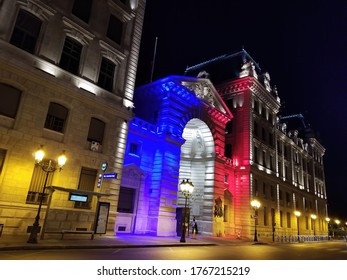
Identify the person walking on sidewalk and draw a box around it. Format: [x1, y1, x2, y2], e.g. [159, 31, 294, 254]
[191, 217, 198, 238]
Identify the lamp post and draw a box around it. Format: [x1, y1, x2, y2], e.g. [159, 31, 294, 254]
[311, 214, 317, 237]
[294, 210, 301, 242]
[334, 219, 340, 238]
[250, 199, 261, 242]
[27, 146, 66, 244]
[325, 217, 330, 238]
[179, 179, 194, 243]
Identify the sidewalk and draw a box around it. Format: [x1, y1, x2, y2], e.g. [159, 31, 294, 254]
[0, 233, 250, 251]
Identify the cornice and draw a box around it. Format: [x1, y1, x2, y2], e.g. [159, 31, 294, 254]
[217, 77, 281, 113]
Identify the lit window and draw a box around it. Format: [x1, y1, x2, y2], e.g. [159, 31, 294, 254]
[97, 57, 116, 91]
[10, 9, 42, 54]
[44, 102, 68, 133]
[0, 83, 21, 118]
[59, 37, 82, 75]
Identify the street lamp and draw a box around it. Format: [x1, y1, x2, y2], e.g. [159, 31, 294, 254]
[294, 210, 301, 242]
[250, 199, 261, 242]
[179, 179, 194, 243]
[311, 214, 317, 237]
[27, 146, 67, 244]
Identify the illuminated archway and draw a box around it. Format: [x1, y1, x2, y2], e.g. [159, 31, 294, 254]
[178, 118, 215, 235]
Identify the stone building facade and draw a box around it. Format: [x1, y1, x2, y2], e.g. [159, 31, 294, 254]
[119, 50, 328, 241]
[0, 0, 146, 236]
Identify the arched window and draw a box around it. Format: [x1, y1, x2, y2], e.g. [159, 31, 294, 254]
[44, 102, 68, 133]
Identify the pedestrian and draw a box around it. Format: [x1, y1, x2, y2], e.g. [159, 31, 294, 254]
[191, 217, 198, 238]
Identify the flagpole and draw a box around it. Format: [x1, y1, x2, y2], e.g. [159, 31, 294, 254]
[150, 36, 158, 82]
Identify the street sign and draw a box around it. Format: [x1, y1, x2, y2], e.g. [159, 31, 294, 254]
[103, 173, 117, 179]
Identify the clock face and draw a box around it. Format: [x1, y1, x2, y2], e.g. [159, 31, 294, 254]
[101, 161, 108, 172]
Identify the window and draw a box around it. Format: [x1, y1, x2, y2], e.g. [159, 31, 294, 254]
[0, 83, 22, 118]
[0, 148, 6, 175]
[59, 37, 82, 75]
[75, 167, 97, 209]
[280, 211, 283, 227]
[117, 187, 135, 213]
[254, 179, 258, 196]
[129, 142, 141, 156]
[26, 161, 54, 204]
[253, 121, 258, 137]
[44, 102, 68, 132]
[97, 57, 116, 91]
[224, 144, 232, 158]
[268, 132, 273, 146]
[286, 192, 291, 206]
[270, 185, 275, 198]
[72, 0, 92, 23]
[261, 127, 266, 141]
[287, 212, 291, 228]
[254, 146, 258, 163]
[87, 118, 105, 144]
[10, 9, 42, 54]
[263, 207, 268, 226]
[270, 155, 274, 171]
[107, 14, 123, 44]
[262, 182, 266, 196]
[225, 121, 232, 134]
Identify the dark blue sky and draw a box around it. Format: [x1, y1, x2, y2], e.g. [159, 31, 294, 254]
[136, 0, 347, 219]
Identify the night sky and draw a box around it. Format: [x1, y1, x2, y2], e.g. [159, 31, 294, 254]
[135, 0, 347, 219]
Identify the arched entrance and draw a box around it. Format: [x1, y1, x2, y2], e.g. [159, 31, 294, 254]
[178, 118, 215, 235]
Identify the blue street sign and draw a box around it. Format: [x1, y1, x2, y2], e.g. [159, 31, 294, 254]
[103, 173, 117, 179]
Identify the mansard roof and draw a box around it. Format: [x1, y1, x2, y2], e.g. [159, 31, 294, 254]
[185, 49, 261, 84]
[278, 113, 325, 154]
[184, 49, 280, 102]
